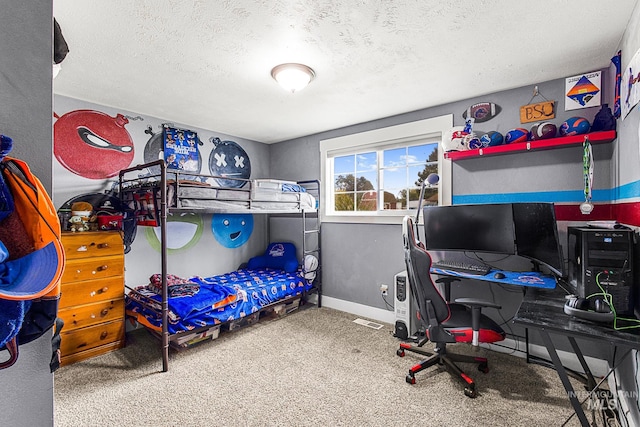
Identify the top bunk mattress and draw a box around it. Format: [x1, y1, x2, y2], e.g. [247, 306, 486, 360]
[169, 179, 317, 211]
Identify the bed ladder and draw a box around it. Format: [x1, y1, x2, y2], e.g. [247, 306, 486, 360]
[299, 180, 321, 307]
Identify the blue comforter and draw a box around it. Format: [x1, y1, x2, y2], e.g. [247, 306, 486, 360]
[125, 268, 312, 334]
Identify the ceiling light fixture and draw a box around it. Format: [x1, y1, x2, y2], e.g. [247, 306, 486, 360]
[271, 63, 315, 93]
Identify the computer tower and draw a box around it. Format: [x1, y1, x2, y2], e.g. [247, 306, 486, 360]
[393, 271, 415, 340]
[567, 227, 635, 316]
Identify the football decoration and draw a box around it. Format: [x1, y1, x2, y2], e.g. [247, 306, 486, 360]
[504, 128, 529, 144]
[480, 131, 504, 147]
[559, 117, 591, 136]
[442, 126, 469, 152]
[462, 102, 502, 123]
[464, 133, 482, 149]
[529, 122, 557, 140]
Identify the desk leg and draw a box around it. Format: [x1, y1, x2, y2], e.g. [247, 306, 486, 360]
[568, 336, 597, 391]
[525, 328, 530, 364]
[538, 330, 590, 427]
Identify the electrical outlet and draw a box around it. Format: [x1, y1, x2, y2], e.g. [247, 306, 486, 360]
[380, 284, 388, 296]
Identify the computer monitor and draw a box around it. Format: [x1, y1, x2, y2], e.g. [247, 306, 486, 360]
[512, 202, 565, 278]
[422, 204, 516, 255]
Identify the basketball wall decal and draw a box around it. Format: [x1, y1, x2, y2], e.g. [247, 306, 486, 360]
[462, 102, 502, 123]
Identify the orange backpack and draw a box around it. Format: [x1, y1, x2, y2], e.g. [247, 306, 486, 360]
[0, 152, 65, 370]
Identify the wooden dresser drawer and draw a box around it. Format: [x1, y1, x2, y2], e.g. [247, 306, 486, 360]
[62, 231, 124, 260]
[60, 320, 125, 356]
[60, 341, 125, 367]
[60, 231, 126, 366]
[62, 255, 124, 283]
[60, 276, 123, 308]
[59, 298, 124, 331]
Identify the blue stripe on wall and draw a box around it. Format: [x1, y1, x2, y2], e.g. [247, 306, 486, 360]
[453, 188, 614, 205]
[617, 180, 640, 200]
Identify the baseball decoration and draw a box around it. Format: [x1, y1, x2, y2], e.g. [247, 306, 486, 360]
[529, 122, 558, 140]
[504, 128, 529, 144]
[479, 131, 504, 147]
[462, 102, 501, 123]
[559, 117, 591, 136]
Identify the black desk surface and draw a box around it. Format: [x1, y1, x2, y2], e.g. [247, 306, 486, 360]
[513, 287, 640, 348]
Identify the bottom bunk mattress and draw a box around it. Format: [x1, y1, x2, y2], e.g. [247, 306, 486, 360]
[125, 268, 313, 334]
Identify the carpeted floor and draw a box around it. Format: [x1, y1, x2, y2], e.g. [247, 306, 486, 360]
[54, 306, 587, 426]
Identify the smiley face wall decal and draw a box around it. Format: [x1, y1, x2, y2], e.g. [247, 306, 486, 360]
[211, 213, 254, 248]
[145, 212, 204, 253]
[54, 109, 135, 179]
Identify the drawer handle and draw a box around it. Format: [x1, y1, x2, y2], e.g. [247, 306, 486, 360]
[97, 243, 110, 249]
[100, 308, 109, 317]
[100, 331, 108, 340]
[96, 265, 108, 272]
[99, 287, 108, 294]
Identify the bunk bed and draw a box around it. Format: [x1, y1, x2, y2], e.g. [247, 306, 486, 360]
[118, 160, 321, 372]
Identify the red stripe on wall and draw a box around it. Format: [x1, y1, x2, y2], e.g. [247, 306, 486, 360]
[554, 202, 640, 226]
[614, 202, 640, 226]
[553, 204, 616, 222]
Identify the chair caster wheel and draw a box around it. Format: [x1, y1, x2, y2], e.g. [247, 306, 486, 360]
[406, 374, 416, 385]
[464, 387, 477, 398]
[396, 349, 405, 357]
[478, 362, 489, 373]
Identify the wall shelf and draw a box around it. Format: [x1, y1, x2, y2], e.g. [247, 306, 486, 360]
[444, 130, 616, 161]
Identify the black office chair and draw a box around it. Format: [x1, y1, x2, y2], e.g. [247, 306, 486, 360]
[397, 215, 506, 398]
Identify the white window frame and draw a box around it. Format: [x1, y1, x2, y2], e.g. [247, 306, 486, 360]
[320, 115, 453, 224]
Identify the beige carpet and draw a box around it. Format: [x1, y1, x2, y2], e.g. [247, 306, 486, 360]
[54, 306, 587, 426]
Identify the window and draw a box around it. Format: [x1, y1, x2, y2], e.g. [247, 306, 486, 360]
[320, 115, 453, 224]
[332, 142, 438, 212]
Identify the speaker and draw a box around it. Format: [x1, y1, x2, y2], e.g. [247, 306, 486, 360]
[393, 271, 415, 339]
[563, 296, 615, 323]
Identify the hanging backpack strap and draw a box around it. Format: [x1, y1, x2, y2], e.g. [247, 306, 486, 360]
[0, 337, 19, 370]
[49, 317, 64, 372]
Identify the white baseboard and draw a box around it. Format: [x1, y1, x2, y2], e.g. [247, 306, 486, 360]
[318, 296, 609, 377]
[319, 296, 396, 325]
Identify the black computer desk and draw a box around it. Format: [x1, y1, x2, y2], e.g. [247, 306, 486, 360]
[513, 286, 640, 427]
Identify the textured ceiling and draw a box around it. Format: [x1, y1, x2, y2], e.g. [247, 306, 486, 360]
[53, 0, 638, 144]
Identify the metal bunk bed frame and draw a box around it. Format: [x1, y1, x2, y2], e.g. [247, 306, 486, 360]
[118, 159, 321, 372]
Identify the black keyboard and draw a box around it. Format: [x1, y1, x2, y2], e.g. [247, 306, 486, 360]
[431, 260, 491, 276]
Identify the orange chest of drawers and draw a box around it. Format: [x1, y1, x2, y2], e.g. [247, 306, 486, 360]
[59, 231, 125, 366]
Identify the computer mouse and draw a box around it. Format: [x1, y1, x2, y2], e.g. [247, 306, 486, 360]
[493, 272, 506, 279]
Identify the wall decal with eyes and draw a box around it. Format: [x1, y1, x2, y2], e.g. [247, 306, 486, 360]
[211, 213, 253, 249]
[54, 109, 135, 179]
[208, 137, 251, 188]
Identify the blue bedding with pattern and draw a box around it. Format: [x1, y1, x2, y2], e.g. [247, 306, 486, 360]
[125, 268, 313, 334]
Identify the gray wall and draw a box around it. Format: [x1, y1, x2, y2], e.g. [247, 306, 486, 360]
[273, 74, 609, 312]
[270, 10, 640, 362]
[52, 95, 273, 287]
[0, 1, 55, 426]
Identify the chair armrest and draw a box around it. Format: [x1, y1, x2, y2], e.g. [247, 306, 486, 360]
[454, 298, 501, 310]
